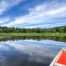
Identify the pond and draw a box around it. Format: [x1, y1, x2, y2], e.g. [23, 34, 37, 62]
[0, 36, 66, 66]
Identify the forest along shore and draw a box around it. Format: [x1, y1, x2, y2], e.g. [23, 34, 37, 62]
[0, 26, 66, 38]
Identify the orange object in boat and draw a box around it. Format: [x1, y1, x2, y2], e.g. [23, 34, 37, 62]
[57, 52, 66, 66]
[50, 48, 66, 66]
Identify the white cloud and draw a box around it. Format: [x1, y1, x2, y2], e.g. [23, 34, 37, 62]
[0, 0, 24, 15]
[0, 18, 10, 23]
[2, 1, 66, 27]
[46, 7, 66, 16]
[23, 22, 66, 28]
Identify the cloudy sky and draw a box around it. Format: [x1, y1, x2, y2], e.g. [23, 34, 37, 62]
[0, 0, 66, 28]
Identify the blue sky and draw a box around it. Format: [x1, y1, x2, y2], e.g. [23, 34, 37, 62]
[0, 0, 66, 28]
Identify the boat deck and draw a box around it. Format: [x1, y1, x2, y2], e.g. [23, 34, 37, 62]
[50, 48, 66, 66]
[57, 52, 66, 66]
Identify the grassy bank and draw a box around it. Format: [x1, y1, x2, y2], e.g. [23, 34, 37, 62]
[0, 33, 66, 38]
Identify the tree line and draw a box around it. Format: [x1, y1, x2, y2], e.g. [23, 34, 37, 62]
[0, 26, 66, 33]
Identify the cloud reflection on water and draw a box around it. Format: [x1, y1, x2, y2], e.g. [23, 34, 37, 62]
[0, 40, 66, 66]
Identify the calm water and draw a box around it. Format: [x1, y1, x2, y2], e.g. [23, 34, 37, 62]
[0, 37, 66, 66]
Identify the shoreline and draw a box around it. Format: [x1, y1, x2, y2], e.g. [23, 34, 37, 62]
[0, 33, 66, 37]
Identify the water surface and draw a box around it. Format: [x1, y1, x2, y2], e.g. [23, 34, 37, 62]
[0, 37, 66, 66]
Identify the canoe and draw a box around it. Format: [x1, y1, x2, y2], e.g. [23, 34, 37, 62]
[50, 48, 66, 66]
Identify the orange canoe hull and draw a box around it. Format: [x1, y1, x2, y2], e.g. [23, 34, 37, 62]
[57, 52, 66, 65]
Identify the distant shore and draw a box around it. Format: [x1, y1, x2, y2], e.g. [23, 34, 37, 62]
[0, 33, 66, 38]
